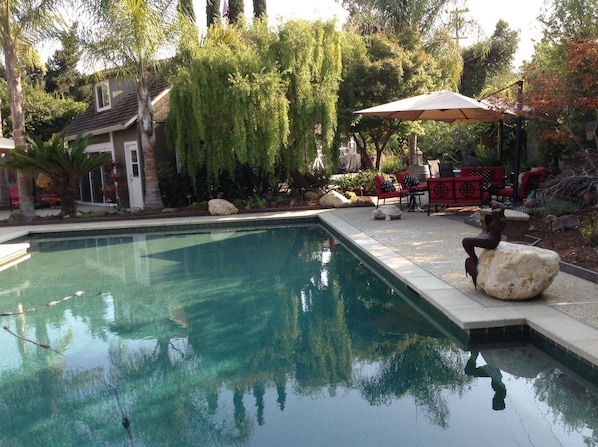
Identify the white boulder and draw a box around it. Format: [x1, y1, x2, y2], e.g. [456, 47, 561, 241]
[477, 242, 560, 300]
[208, 199, 239, 216]
[319, 190, 350, 208]
[372, 205, 402, 221]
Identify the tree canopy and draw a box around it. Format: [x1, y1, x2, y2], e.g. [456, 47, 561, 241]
[339, 32, 443, 170]
[167, 19, 342, 193]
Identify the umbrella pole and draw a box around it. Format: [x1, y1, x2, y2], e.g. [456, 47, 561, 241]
[513, 81, 524, 202]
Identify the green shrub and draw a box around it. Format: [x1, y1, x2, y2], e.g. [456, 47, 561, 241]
[381, 156, 402, 174]
[527, 202, 574, 218]
[581, 211, 598, 246]
[302, 170, 332, 189]
[331, 170, 378, 195]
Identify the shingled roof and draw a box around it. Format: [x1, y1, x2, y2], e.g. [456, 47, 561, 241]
[66, 77, 170, 139]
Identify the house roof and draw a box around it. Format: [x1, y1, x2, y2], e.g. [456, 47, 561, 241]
[66, 77, 170, 139]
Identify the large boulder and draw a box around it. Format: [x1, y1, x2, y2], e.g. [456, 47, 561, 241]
[319, 190, 350, 208]
[477, 242, 560, 300]
[208, 199, 238, 216]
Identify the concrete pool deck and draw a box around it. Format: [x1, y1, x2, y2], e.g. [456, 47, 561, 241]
[1, 202, 598, 373]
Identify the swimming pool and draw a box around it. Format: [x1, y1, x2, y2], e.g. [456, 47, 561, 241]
[1, 225, 597, 446]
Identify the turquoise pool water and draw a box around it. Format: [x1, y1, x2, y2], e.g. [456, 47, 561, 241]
[1, 226, 597, 446]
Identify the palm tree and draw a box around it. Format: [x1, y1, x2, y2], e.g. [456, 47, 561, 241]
[0, 0, 60, 219]
[78, 0, 181, 210]
[0, 132, 111, 216]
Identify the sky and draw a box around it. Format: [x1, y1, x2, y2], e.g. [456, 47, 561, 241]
[193, 0, 546, 67]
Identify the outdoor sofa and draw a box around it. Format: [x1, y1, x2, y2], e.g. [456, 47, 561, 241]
[426, 176, 490, 215]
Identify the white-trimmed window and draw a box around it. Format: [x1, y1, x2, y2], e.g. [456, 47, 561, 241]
[95, 81, 111, 111]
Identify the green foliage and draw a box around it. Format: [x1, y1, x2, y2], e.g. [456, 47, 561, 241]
[381, 155, 403, 174]
[278, 19, 343, 173]
[460, 20, 519, 98]
[540, 0, 598, 43]
[252, 0, 266, 18]
[527, 202, 574, 218]
[168, 19, 342, 192]
[0, 132, 110, 215]
[18, 84, 88, 140]
[228, 0, 244, 22]
[302, 169, 332, 190]
[417, 121, 483, 163]
[580, 211, 598, 246]
[332, 170, 378, 195]
[157, 162, 194, 207]
[205, 0, 219, 26]
[339, 31, 444, 170]
[45, 24, 84, 100]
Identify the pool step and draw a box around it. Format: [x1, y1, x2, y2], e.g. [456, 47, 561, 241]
[0, 243, 31, 272]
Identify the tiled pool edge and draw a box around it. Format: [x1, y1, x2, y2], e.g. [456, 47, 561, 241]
[318, 212, 598, 378]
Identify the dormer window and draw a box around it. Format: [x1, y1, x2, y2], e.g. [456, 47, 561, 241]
[95, 81, 111, 111]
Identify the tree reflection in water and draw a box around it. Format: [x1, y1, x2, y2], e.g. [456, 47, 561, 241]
[0, 227, 597, 446]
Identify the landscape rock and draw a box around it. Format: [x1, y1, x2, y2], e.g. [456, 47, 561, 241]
[304, 191, 319, 201]
[7, 213, 32, 224]
[319, 190, 350, 208]
[477, 242, 560, 300]
[208, 199, 239, 216]
[372, 205, 402, 221]
[550, 214, 580, 232]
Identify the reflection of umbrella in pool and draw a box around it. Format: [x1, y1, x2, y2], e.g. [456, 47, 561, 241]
[480, 346, 553, 379]
[355, 90, 509, 124]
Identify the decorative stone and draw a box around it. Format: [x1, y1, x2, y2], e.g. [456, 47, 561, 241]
[480, 208, 529, 241]
[372, 205, 402, 221]
[304, 191, 319, 201]
[319, 190, 350, 208]
[550, 214, 580, 232]
[477, 242, 560, 300]
[208, 198, 239, 216]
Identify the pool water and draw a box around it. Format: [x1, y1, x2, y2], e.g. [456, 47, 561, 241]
[1, 226, 598, 446]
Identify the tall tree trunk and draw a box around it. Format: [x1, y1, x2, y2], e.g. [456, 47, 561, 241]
[228, 0, 244, 23]
[136, 71, 163, 210]
[206, 0, 219, 26]
[0, 167, 8, 207]
[0, 99, 7, 207]
[2, 38, 35, 218]
[61, 184, 78, 216]
[253, 0, 266, 18]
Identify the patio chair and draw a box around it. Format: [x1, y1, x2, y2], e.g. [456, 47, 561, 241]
[497, 167, 546, 202]
[373, 175, 408, 208]
[396, 170, 428, 211]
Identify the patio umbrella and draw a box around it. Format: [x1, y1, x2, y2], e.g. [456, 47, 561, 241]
[355, 90, 508, 124]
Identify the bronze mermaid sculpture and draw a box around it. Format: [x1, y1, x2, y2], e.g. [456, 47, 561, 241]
[462, 200, 507, 287]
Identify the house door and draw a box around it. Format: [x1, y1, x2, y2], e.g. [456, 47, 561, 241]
[125, 141, 144, 209]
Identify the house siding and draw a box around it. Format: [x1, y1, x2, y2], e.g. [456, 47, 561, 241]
[68, 75, 176, 209]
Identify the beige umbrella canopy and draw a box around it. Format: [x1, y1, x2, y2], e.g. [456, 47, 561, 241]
[355, 90, 508, 123]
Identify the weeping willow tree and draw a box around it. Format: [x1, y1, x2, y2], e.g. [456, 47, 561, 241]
[167, 18, 343, 194]
[168, 20, 288, 187]
[278, 19, 343, 178]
